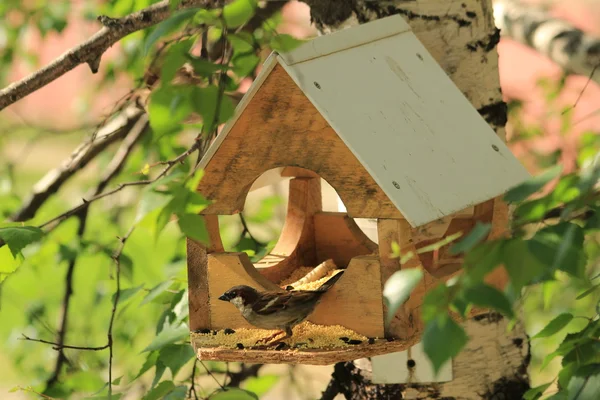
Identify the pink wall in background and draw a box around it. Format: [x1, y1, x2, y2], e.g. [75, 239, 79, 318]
[4, 0, 599, 173]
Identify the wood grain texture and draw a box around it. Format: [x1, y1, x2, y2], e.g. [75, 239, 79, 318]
[208, 252, 282, 330]
[196, 64, 402, 219]
[314, 212, 378, 266]
[193, 334, 420, 365]
[308, 255, 385, 338]
[255, 177, 321, 282]
[187, 215, 223, 332]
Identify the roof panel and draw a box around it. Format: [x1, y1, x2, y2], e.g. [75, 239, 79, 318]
[278, 16, 530, 227]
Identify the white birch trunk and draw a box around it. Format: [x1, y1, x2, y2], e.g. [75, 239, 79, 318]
[302, 0, 531, 398]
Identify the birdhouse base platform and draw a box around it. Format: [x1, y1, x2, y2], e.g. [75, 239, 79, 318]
[191, 322, 420, 365]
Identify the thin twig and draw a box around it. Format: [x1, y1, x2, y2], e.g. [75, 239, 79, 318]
[189, 359, 200, 400]
[238, 213, 265, 246]
[200, 360, 226, 390]
[20, 334, 109, 351]
[108, 224, 136, 398]
[39, 138, 199, 232]
[0, 0, 222, 111]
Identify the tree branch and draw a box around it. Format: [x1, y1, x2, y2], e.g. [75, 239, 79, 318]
[10, 106, 145, 222]
[0, 0, 221, 111]
[494, 0, 600, 84]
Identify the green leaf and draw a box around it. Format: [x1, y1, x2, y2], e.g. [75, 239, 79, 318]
[529, 223, 586, 278]
[222, 0, 257, 28]
[502, 239, 546, 292]
[148, 85, 193, 135]
[194, 9, 221, 25]
[133, 351, 159, 381]
[462, 283, 514, 318]
[243, 375, 279, 396]
[504, 165, 562, 203]
[141, 280, 174, 305]
[523, 382, 553, 400]
[161, 40, 193, 82]
[463, 240, 504, 282]
[270, 34, 305, 52]
[559, 362, 577, 390]
[232, 52, 260, 77]
[143, 323, 189, 352]
[562, 341, 600, 368]
[143, 380, 176, 400]
[0, 245, 23, 283]
[576, 284, 600, 300]
[144, 8, 197, 55]
[177, 213, 209, 243]
[567, 364, 600, 400]
[158, 344, 194, 377]
[187, 55, 229, 78]
[532, 313, 574, 339]
[449, 222, 491, 255]
[210, 388, 258, 400]
[164, 386, 188, 400]
[152, 361, 167, 388]
[113, 284, 144, 304]
[228, 32, 255, 53]
[0, 226, 44, 258]
[135, 189, 172, 225]
[382, 268, 423, 324]
[191, 86, 236, 130]
[422, 315, 468, 374]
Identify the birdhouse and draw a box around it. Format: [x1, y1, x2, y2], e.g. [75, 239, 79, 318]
[187, 15, 530, 365]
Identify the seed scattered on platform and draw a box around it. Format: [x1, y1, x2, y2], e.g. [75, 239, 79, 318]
[224, 328, 235, 335]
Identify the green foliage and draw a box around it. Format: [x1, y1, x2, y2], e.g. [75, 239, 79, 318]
[422, 314, 469, 374]
[382, 268, 423, 324]
[210, 388, 258, 400]
[0, 225, 45, 258]
[1, 1, 599, 399]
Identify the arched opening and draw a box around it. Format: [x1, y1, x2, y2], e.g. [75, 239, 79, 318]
[215, 166, 378, 286]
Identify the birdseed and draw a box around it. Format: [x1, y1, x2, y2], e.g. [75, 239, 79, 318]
[192, 321, 369, 350]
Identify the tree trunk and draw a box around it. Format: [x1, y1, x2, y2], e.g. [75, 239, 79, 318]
[302, 1, 531, 399]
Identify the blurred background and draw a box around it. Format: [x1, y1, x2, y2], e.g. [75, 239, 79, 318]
[1, 0, 599, 398]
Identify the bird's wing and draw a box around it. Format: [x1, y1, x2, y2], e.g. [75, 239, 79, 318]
[252, 292, 293, 315]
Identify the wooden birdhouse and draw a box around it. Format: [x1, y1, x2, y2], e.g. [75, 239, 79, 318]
[187, 15, 530, 365]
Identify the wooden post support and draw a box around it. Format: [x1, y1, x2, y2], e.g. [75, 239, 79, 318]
[187, 215, 223, 332]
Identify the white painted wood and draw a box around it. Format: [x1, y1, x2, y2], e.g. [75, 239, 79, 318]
[371, 342, 453, 384]
[279, 15, 411, 65]
[278, 20, 530, 226]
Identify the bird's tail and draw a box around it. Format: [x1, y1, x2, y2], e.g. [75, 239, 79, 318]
[317, 270, 344, 292]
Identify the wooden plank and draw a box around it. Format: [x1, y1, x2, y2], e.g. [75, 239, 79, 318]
[193, 334, 421, 365]
[196, 64, 402, 219]
[309, 255, 385, 338]
[186, 215, 223, 332]
[279, 29, 530, 227]
[314, 212, 378, 266]
[255, 177, 321, 282]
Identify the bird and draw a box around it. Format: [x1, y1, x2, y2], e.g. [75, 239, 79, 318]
[218, 271, 344, 345]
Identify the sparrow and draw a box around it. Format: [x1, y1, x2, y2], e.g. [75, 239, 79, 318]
[218, 271, 344, 345]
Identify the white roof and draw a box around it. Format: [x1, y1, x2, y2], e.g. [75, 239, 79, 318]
[201, 15, 530, 227]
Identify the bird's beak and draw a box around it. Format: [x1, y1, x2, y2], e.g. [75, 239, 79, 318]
[218, 293, 229, 302]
